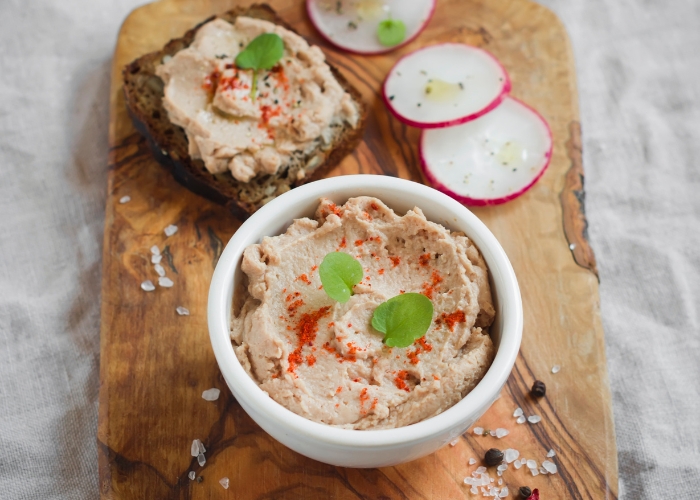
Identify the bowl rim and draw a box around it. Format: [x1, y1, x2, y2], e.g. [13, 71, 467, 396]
[208, 174, 522, 447]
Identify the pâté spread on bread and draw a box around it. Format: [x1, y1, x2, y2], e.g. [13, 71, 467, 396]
[156, 17, 360, 182]
[231, 197, 496, 429]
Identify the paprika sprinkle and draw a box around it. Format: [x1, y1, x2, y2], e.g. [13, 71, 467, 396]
[286, 306, 331, 374]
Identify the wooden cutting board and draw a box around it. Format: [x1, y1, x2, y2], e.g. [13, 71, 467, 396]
[99, 0, 619, 498]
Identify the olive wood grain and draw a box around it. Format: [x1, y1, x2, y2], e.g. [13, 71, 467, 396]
[99, 0, 619, 498]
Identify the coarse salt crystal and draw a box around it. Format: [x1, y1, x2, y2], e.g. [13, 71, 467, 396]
[191, 439, 201, 457]
[543, 460, 558, 474]
[151, 254, 162, 264]
[547, 448, 556, 458]
[473, 427, 484, 435]
[526, 459, 537, 469]
[500, 486, 508, 497]
[154, 263, 166, 277]
[449, 438, 459, 446]
[150, 245, 160, 255]
[552, 364, 561, 373]
[539, 467, 548, 474]
[188, 471, 195, 480]
[464, 477, 474, 485]
[530, 467, 539, 476]
[513, 407, 523, 418]
[164, 224, 178, 237]
[119, 195, 131, 204]
[176, 306, 190, 316]
[475, 466, 487, 474]
[498, 478, 502, 485]
[516, 415, 526, 424]
[219, 477, 229, 489]
[470, 486, 478, 495]
[513, 459, 523, 469]
[497, 464, 507, 472]
[469, 457, 477, 465]
[159, 277, 174, 288]
[489, 430, 497, 437]
[197, 452, 206, 466]
[528, 415, 542, 424]
[495, 428, 509, 438]
[504, 449, 519, 463]
[141, 280, 155, 292]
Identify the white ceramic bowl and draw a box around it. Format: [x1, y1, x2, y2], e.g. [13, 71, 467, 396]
[208, 175, 522, 468]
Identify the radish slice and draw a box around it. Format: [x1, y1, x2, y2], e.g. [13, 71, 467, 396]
[419, 97, 552, 206]
[306, 0, 435, 55]
[383, 44, 511, 128]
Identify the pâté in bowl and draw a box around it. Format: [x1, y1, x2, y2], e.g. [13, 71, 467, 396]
[208, 176, 522, 467]
[232, 194, 496, 429]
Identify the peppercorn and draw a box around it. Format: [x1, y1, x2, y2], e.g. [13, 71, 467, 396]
[518, 486, 532, 498]
[196, 476, 203, 483]
[530, 380, 546, 398]
[483, 448, 504, 466]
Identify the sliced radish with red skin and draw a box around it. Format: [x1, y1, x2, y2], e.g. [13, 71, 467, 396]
[383, 43, 511, 129]
[306, 0, 435, 55]
[419, 97, 552, 206]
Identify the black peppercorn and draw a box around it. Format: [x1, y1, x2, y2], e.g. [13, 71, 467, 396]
[483, 448, 504, 466]
[530, 380, 546, 398]
[196, 476, 203, 483]
[518, 486, 532, 498]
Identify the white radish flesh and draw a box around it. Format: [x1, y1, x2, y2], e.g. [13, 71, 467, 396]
[307, 0, 435, 55]
[420, 97, 552, 206]
[383, 43, 510, 128]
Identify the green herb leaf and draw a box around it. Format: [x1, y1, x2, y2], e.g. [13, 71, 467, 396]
[371, 293, 433, 348]
[377, 19, 407, 47]
[235, 33, 285, 70]
[319, 252, 364, 303]
[235, 33, 284, 102]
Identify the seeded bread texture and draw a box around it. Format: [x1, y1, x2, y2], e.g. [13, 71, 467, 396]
[122, 4, 367, 219]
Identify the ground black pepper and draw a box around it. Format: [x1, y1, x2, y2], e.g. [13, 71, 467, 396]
[530, 380, 546, 398]
[483, 448, 504, 466]
[518, 486, 532, 498]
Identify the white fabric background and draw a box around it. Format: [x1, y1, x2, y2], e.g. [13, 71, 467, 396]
[0, 0, 698, 498]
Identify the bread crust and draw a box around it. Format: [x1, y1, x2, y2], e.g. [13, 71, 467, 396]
[122, 4, 367, 219]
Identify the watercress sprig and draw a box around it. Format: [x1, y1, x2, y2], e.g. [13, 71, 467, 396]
[319, 252, 364, 303]
[377, 19, 406, 47]
[235, 33, 284, 101]
[371, 293, 433, 348]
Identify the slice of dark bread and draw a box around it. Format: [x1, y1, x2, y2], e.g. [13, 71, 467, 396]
[123, 4, 367, 219]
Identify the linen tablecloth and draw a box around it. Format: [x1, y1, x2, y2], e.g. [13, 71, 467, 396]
[0, 0, 698, 498]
